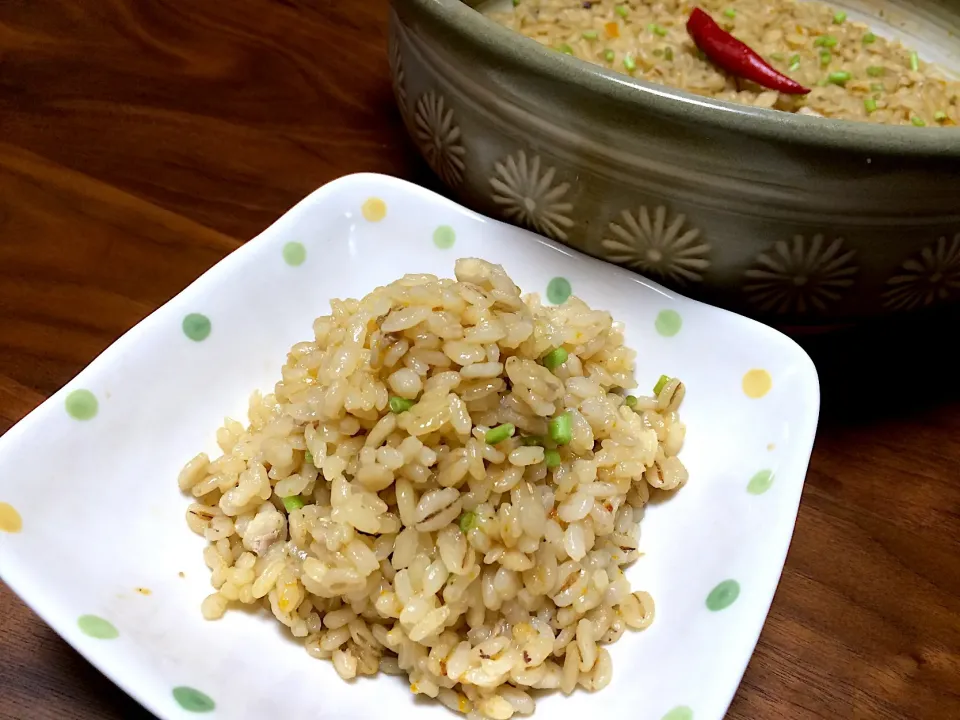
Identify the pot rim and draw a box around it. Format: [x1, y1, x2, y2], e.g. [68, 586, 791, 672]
[400, 0, 960, 158]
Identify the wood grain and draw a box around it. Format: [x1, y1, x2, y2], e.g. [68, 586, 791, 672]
[0, 1, 958, 719]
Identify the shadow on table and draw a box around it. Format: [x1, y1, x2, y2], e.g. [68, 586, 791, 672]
[791, 304, 960, 426]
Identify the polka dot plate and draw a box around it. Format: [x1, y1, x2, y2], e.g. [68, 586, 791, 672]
[0, 173, 819, 720]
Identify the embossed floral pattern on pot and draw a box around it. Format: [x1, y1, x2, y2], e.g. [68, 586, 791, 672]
[883, 233, 960, 311]
[389, 30, 407, 109]
[601, 206, 709, 286]
[414, 91, 466, 188]
[490, 150, 574, 241]
[744, 234, 858, 314]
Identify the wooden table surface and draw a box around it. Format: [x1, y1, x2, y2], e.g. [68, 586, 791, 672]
[1, 2, 959, 718]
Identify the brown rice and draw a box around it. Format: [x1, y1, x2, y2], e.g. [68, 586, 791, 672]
[486, 0, 959, 126]
[178, 259, 687, 719]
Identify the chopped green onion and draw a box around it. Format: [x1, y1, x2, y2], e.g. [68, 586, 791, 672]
[771, 52, 785, 62]
[814, 35, 838, 48]
[582, 30, 599, 40]
[521, 435, 544, 446]
[819, 50, 832, 66]
[542, 347, 569, 369]
[544, 449, 562, 469]
[485, 423, 516, 445]
[827, 71, 851, 85]
[722, 8, 736, 18]
[653, 374, 671, 395]
[282, 495, 305, 512]
[389, 396, 415, 413]
[623, 55, 637, 71]
[615, 5, 628, 18]
[603, 48, 615, 62]
[862, 32, 876, 44]
[664, 47, 674, 61]
[788, 54, 801, 72]
[833, 11, 847, 24]
[863, 97, 877, 113]
[909, 52, 919, 72]
[649, 23, 667, 37]
[934, 111, 948, 122]
[548, 412, 573, 446]
[512, 0, 520, 6]
[624, 395, 638, 408]
[557, 43, 574, 55]
[653, 48, 663, 57]
[866, 65, 885, 77]
[816, 78, 829, 87]
[458, 510, 477, 533]
[911, 116, 926, 127]
[304, 451, 314, 466]
[870, 83, 884, 93]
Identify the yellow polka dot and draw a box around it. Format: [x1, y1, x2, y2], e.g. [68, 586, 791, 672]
[361, 197, 387, 222]
[742, 369, 772, 399]
[0, 502, 22, 533]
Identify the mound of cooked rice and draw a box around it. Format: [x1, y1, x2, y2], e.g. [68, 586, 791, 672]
[178, 259, 688, 719]
[487, 0, 959, 127]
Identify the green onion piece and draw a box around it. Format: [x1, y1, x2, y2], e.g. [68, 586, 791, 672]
[788, 54, 801, 72]
[521, 435, 544, 446]
[624, 395, 638, 408]
[649, 23, 667, 37]
[389, 396, 415, 413]
[582, 30, 599, 40]
[544, 449, 562, 469]
[557, 43, 574, 55]
[819, 50, 832, 66]
[512, 0, 520, 6]
[862, 32, 876, 44]
[770, 52, 785, 62]
[911, 116, 926, 127]
[458, 510, 477, 533]
[869, 83, 884, 92]
[304, 451, 314, 466]
[485, 423, 516, 445]
[816, 78, 828, 87]
[828, 71, 851, 85]
[653, 48, 664, 57]
[615, 5, 628, 18]
[909, 51, 919, 72]
[603, 49, 615, 62]
[723, 8, 736, 18]
[282, 495, 305, 512]
[833, 11, 847, 24]
[623, 55, 637, 71]
[866, 65, 884, 77]
[934, 111, 948, 122]
[542, 347, 569, 370]
[814, 35, 838, 48]
[664, 47, 674, 61]
[863, 97, 877, 113]
[653, 374, 671, 395]
[548, 412, 573, 446]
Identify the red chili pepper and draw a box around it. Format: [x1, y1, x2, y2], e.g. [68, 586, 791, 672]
[686, 8, 810, 95]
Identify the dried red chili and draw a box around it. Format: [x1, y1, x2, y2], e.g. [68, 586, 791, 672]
[686, 8, 810, 95]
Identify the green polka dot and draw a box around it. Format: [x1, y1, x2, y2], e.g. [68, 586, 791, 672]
[706, 579, 740, 611]
[182, 313, 211, 342]
[173, 687, 215, 713]
[77, 615, 118, 640]
[655, 309, 682, 337]
[747, 469, 775, 495]
[662, 707, 694, 720]
[433, 225, 456, 249]
[65, 390, 98, 421]
[282, 241, 307, 266]
[546, 277, 572, 304]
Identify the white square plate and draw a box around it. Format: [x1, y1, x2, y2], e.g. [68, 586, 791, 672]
[0, 174, 819, 720]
